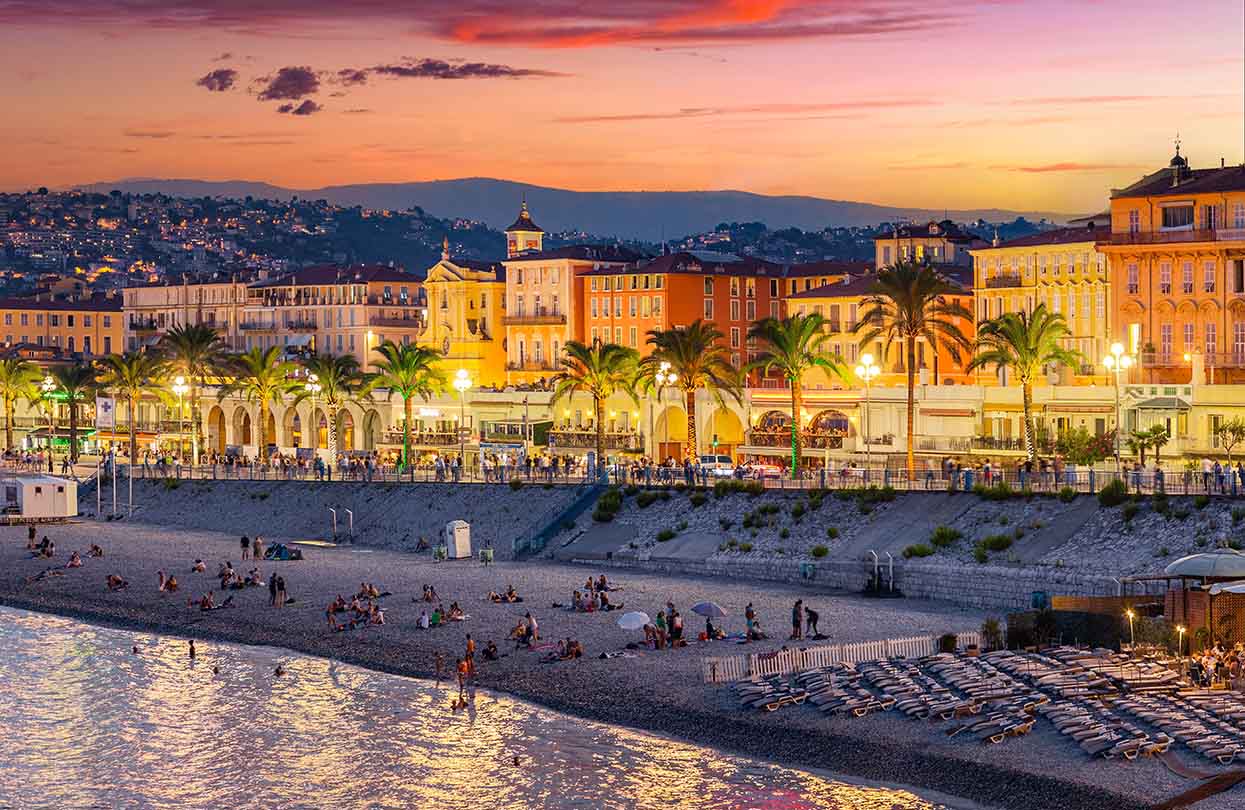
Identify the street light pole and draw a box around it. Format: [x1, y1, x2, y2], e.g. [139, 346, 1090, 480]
[1104, 342, 1134, 477]
[172, 375, 188, 466]
[651, 362, 675, 460]
[453, 369, 471, 475]
[854, 353, 880, 479]
[40, 375, 55, 463]
[304, 373, 321, 461]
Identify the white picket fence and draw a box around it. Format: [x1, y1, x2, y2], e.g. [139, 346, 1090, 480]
[701, 630, 983, 683]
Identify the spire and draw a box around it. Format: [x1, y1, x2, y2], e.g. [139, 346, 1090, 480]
[441, 235, 450, 262]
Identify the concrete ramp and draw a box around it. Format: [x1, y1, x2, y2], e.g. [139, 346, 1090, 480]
[647, 530, 723, 563]
[553, 523, 635, 561]
[1013, 497, 1099, 563]
[832, 493, 978, 560]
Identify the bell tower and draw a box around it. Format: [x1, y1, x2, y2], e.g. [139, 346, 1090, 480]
[504, 199, 544, 258]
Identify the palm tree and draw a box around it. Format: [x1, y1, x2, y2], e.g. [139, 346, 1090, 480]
[159, 324, 226, 463]
[967, 304, 1082, 462]
[50, 363, 98, 463]
[746, 314, 846, 475]
[294, 354, 368, 460]
[856, 261, 973, 477]
[550, 341, 639, 468]
[216, 347, 299, 458]
[368, 341, 446, 468]
[0, 358, 41, 451]
[97, 352, 170, 466]
[639, 319, 742, 460]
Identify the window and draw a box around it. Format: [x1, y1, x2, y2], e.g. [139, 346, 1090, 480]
[1204, 205, 1221, 231]
[1182, 261, 1194, 294]
[84, 315, 91, 327]
[628, 327, 637, 347]
[746, 300, 756, 320]
[20, 314, 27, 326]
[769, 280, 778, 297]
[703, 278, 714, 295]
[731, 352, 741, 368]
[1159, 262, 1172, 294]
[1052, 291, 1061, 313]
[614, 298, 622, 317]
[1127, 264, 1139, 294]
[67, 315, 74, 327]
[653, 295, 663, 317]
[730, 327, 740, 348]
[103, 337, 111, 354]
[515, 295, 525, 317]
[628, 296, 637, 317]
[730, 300, 740, 321]
[1082, 291, 1091, 320]
[641, 297, 651, 317]
[704, 298, 713, 319]
[1235, 321, 1245, 361]
[769, 301, 779, 318]
[1206, 322, 1218, 355]
[49, 315, 59, 327]
[730, 277, 740, 297]
[591, 298, 599, 318]
[1161, 205, 1195, 229]
[1235, 202, 1245, 229]
[590, 277, 599, 292]
[614, 327, 622, 344]
[1160, 324, 1172, 357]
[1067, 290, 1075, 319]
[1204, 261, 1216, 293]
[1235, 260, 1245, 294]
[746, 279, 756, 298]
[1184, 322, 1195, 350]
[1039, 255, 1047, 275]
[629, 275, 639, 291]
[655, 276, 663, 289]
[882, 246, 892, 265]
[591, 327, 599, 343]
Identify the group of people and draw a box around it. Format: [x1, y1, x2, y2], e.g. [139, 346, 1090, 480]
[1189, 643, 1245, 690]
[643, 602, 687, 650]
[326, 589, 387, 631]
[567, 575, 623, 613]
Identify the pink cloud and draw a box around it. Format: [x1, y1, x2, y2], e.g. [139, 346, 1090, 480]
[993, 162, 1146, 173]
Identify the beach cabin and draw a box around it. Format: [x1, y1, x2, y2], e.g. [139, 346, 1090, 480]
[444, 520, 472, 559]
[3, 475, 77, 520]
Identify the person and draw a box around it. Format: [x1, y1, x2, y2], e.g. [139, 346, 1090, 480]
[88, 544, 104, 558]
[199, 591, 215, 610]
[505, 585, 521, 603]
[669, 609, 684, 647]
[791, 599, 804, 641]
[106, 574, 128, 591]
[158, 570, 168, 591]
[253, 536, 264, 560]
[268, 572, 278, 606]
[483, 640, 500, 661]
[597, 574, 610, 592]
[465, 634, 477, 675]
[192, 559, 206, 572]
[240, 535, 250, 561]
[598, 591, 623, 612]
[66, 551, 82, 568]
[417, 609, 430, 630]
[165, 575, 179, 593]
[447, 602, 464, 621]
[524, 612, 539, 646]
[705, 615, 724, 640]
[456, 657, 469, 700]
[189, 640, 196, 660]
[25, 525, 36, 550]
[805, 605, 821, 638]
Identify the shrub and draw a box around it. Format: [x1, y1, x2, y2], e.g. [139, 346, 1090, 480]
[811, 544, 829, 558]
[974, 482, 1016, 501]
[859, 485, 897, 504]
[998, 514, 1010, 526]
[1121, 502, 1139, 523]
[1195, 494, 1211, 510]
[636, 491, 660, 508]
[1058, 486, 1077, 503]
[973, 546, 989, 564]
[624, 484, 640, 496]
[835, 490, 856, 502]
[713, 479, 763, 497]
[981, 617, 1004, 652]
[903, 543, 934, 559]
[1098, 479, 1128, 507]
[656, 529, 676, 542]
[161, 478, 181, 491]
[1230, 538, 1244, 551]
[1152, 492, 1170, 516]
[779, 528, 790, 539]
[689, 493, 708, 508]
[673, 482, 687, 492]
[930, 526, 962, 548]
[1155, 545, 1170, 557]
[719, 518, 734, 531]
[591, 507, 615, 523]
[726, 538, 738, 548]
[659, 491, 672, 501]
[509, 478, 524, 490]
[938, 633, 958, 653]
[1233, 507, 1245, 525]
[739, 542, 754, 553]
[676, 520, 688, 531]
[255, 492, 269, 501]
[791, 502, 807, 520]
[980, 533, 1013, 552]
[593, 488, 624, 522]
[1013, 526, 1025, 540]
[1172, 505, 1192, 520]
[826, 526, 840, 539]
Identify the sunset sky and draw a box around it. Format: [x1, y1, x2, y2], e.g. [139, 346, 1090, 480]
[2, 0, 1242, 214]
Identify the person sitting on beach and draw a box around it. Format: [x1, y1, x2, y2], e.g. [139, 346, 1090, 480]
[596, 574, 610, 592]
[483, 641, 500, 661]
[505, 585, 522, 603]
[369, 604, 385, 625]
[584, 576, 596, 594]
[66, 551, 82, 569]
[226, 573, 246, 590]
[508, 620, 526, 643]
[191, 559, 206, 573]
[644, 623, 658, 647]
[247, 568, 263, 587]
[88, 544, 103, 558]
[417, 609, 430, 630]
[705, 616, 725, 641]
[415, 536, 430, 552]
[446, 602, 464, 621]
[598, 591, 623, 612]
[364, 582, 381, 599]
[164, 575, 178, 593]
[200, 591, 215, 610]
[430, 606, 444, 627]
[218, 561, 233, 579]
[572, 590, 584, 611]
[748, 617, 768, 641]
[568, 639, 584, 659]
[106, 574, 129, 591]
[158, 570, 168, 591]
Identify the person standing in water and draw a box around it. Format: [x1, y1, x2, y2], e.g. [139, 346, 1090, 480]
[189, 640, 196, 660]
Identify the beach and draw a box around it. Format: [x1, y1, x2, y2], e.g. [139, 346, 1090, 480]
[0, 517, 1231, 810]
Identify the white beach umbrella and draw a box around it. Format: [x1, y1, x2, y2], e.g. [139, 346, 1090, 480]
[617, 611, 650, 631]
[1209, 580, 1245, 595]
[1164, 550, 1245, 578]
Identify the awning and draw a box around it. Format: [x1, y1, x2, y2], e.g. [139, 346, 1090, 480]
[28, 428, 97, 439]
[983, 403, 1026, 413]
[1134, 397, 1190, 411]
[920, 408, 975, 417]
[285, 334, 313, 347]
[1044, 404, 1115, 414]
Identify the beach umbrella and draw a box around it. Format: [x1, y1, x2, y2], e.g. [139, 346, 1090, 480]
[1165, 550, 1245, 579]
[617, 611, 650, 631]
[691, 601, 728, 618]
[1209, 580, 1245, 595]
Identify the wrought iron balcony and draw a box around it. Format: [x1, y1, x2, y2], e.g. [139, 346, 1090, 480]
[501, 313, 567, 326]
[549, 429, 642, 451]
[984, 273, 1024, 289]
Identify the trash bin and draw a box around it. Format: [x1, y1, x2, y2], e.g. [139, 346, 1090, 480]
[1031, 590, 1049, 610]
[799, 563, 816, 580]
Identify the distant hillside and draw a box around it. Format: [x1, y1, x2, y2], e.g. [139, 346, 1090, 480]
[76, 177, 1072, 240]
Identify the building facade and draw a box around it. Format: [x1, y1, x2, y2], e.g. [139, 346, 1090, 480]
[123, 276, 250, 351]
[422, 243, 508, 388]
[874, 220, 987, 269]
[0, 294, 121, 357]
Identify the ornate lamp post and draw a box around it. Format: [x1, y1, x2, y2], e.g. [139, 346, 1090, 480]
[854, 353, 881, 477]
[40, 375, 55, 456]
[304, 372, 321, 457]
[1103, 342, 1134, 475]
[171, 375, 189, 460]
[453, 369, 471, 470]
[649, 361, 677, 460]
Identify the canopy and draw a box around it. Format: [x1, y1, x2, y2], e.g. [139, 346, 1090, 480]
[617, 611, 650, 631]
[1164, 550, 1245, 579]
[1209, 580, 1245, 595]
[691, 601, 728, 618]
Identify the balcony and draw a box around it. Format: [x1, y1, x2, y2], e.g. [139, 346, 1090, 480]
[549, 429, 642, 451]
[389, 430, 462, 447]
[368, 316, 426, 330]
[501, 312, 567, 326]
[973, 436, 1026, 452]
[747, 430, 848, 449]
[506, 361, 558, 373]
[239, 321, 276, 331]
[984, 273, 1024, 289]
[128, 318, 160, 332]
[1109, 228, 1245, 246]
[284, 319, 318, 332]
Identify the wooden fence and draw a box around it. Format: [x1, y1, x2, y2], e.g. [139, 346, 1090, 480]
[701, 630, 983, 683]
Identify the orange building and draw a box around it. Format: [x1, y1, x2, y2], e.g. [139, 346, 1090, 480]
[0, 293, 122, 357]
[1104, 147, 1245, 384]
[785, 267, 976, 387]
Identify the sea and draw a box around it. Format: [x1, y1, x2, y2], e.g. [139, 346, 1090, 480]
[0, 607, 974, 809]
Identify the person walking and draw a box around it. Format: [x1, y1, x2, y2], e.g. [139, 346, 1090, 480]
[805, 606, 820, 638]
[791, 599, 804, 640]
[268, 572, 278, 606]
[240, 535, 250, 561]
[275, 576, 287, 607]
[465, 634, 476, 675]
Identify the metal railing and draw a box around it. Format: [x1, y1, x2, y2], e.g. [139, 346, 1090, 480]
[549, 430, 642, 451]
[984, 273, 1024, 289]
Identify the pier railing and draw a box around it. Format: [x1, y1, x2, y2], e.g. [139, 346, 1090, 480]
[702, 630, 982, 683]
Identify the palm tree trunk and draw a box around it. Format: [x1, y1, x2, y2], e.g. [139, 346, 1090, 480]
[402, 395, 413, 469]
[328, 403, 339, 462]
[128, 392, 138, 467]
[790, 379, 803, 475]
[594, 396, 606, 476]
[4, 394, 12, 452]
[258, 398, 268, 458]
[684, 388, 697, 461]
[189, 387, 201, 464]
[906, 337, 916, 478]
[69, 402, 79, 463]
[1021, 381, 1035, 462]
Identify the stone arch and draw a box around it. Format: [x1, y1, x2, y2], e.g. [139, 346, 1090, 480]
[1229, 299, 1245, 317]
[654, 405, 688, 444]
[1122, 301, 1145, 317]
[361, 408, 383, 451]
[207, 405, 226, 454]
[754, 409, 791, 432]
[1177, 300, 1198, 316]
[313, 408, 328, 450]
[1199, 299, 1222, 315]
[263, 409, 276, 451]
[337, 409, 356, 452]
[281, 405, 303, 448]
[708, 406, 745, 455]
[810, 408, 853, 437]
[232, 406, 252, 447]
[1155, 299, 1176, 316]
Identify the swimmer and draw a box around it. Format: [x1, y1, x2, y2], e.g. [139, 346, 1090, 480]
[274, 664, 285, 677]
[189, 640, 196, 660]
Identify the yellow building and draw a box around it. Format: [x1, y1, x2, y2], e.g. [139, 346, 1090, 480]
[969, 224, 1110, 384]
[422, 241, 507, 387]
[874, 220, 987, 269]
[1103, 146, 1245, 385]
[0, 293, 122, 357]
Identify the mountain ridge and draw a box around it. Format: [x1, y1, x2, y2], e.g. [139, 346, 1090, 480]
[72, 177, 1076, 240]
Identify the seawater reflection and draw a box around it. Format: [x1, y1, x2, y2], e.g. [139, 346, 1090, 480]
[0, 608, 964, 809]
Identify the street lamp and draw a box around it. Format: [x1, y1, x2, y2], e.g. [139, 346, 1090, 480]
[1103, 342, 1134, 476]
[304, 372, 321, 458]
[171, 375, 189, 461]
[854, 353, 881, 479]
[650, 362, 678, 460]
[1176, 624, 1186, 659]
[40, 375, 55, 457]
[453, 369, 471, 471]
[1125, 608, 1136, 651]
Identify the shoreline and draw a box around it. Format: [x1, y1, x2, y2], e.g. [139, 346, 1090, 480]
[0, 520, 1159, 810]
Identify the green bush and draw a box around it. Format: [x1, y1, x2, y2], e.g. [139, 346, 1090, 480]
[903, 543, 934, 559]
[811, 545, 829, 558]
[656, 529, 676, 542]
[1194, 494, 1210, 510]
[1152, 492, 1170, 515]
[858, 501, 874, 515]
[1058, 486, 1077, 503]
[689, 493, 708, 508]
[713, 479, 763, 497]
[1097, 479, 1128, 507]
[974, 482, 1017, 501]
[593, 488, 624, 522]
[162, 478, 181, 491]
[826, 526, 840, 539]
[979, 533, 1013, 552]
[636, 491, 660, 508]
[779, 528, 790, 539]
[973, 546, 989, 564]
[1013, 526, 1025, 539]
[930, 526, 962, 548]
[998, 514, 1010, 526]
[739, 542, 754, 553]
[790, 502, 807, 520]
[1233, 507, 1245, 525]
[509, 478, 524, 490]
[859, 485, 897, 504]
[1155, 545, 1170, 557]
[659, 491, 672, 501]
[1121, 502, 1139, 522]
[719, 518, 734, 531]
[591, 507, 615, 523]
[676, 520, 688, 531]
[624, 484, 640, 496]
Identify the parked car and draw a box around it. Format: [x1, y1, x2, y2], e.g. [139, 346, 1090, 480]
[745, 463, 783, 480]
[700, 454, 736, 478]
